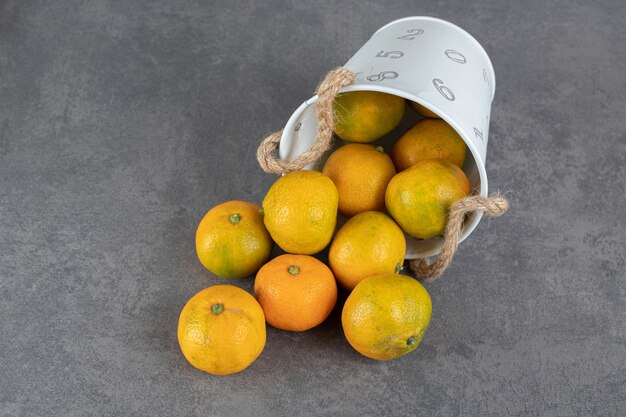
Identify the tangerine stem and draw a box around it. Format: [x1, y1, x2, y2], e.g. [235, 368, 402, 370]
[229, 213, 241, 224]
[288, 265, 300, 276]
[212, 303, 224, 315]
[407, 336, 416, 346]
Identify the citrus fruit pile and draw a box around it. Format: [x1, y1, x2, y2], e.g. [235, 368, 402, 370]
[178, 91, 472, 375]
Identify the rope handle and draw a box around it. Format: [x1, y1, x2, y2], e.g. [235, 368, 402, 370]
[256, 67, 355, 174]
[408, 195, 509, 281]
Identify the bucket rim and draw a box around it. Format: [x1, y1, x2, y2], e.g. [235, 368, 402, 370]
[281, 88, 488, 256]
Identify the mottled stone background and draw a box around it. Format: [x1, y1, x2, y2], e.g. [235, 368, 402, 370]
[1, 1, 625, 416]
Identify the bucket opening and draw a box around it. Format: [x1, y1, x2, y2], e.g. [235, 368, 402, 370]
[279, 90, 485, 259]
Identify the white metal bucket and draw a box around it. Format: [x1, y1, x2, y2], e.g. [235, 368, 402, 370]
[277, 16, 496, 259]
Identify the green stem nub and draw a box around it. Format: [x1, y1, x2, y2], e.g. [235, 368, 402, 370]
[258, 207, 265, 216]
[229, 213, 241, 224]
[407, 336, 417, 346]
[288, 265, 300, 276]
[212, 303, 224, 315]
[395, 263, 403, 273]
[375, 146, 385, 153]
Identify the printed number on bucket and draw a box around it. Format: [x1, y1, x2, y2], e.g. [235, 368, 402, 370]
[473, 127, 484, 143]
[367, 71, 399, 82]
[376, 50, 404, 59]
[397, 28, 424, 40]
[432, 78, 455, 101]
[444, 49, 466, 64]
[483, 68, 489, 84]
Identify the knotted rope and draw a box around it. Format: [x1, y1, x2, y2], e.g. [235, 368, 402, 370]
[256, 67, 355, 174]
[408, 195, 509, 281]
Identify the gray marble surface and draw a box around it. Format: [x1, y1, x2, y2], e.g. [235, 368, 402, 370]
[1, 1, 625, 416]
